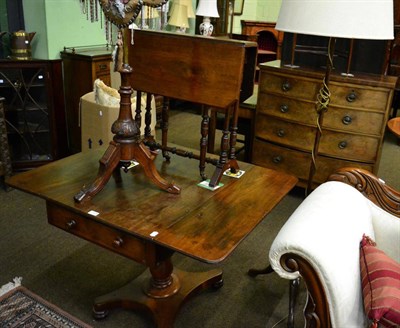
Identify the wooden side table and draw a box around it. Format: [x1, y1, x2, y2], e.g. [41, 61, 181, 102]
[60, 45, 113, 154]
[208, 86, 258, 162]
[0, 97, 12, 190]
[6, 147, 298, 328]
[388, 117, 400, 144]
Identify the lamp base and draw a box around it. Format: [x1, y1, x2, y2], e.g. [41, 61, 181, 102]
[176, 26, 187, 33]
[199, 17, 214, 36]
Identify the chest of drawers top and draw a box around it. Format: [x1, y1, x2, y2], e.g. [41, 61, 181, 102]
[258, 61, 397, 104]
[260, 60, 397, 85]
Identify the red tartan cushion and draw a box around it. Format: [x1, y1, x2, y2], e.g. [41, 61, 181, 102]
[360, 234, 400, 328]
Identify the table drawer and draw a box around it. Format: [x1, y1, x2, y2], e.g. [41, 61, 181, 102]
[323, 106, 385, 136]
[330, 83, 390, 111]
[319, 130, 379, 162]
[255, 114, 315, 151]
[257, 92, 318, 125]
[258, 73, 319, 101]
[252, 139, 311, 181]
[47, 202, 146, 264]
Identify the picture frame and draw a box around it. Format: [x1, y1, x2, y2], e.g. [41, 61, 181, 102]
[234, 0, 244, 15]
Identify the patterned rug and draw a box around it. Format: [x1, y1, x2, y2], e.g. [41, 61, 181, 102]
[0, 278, 92, 328]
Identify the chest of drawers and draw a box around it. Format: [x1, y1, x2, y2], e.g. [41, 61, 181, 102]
[252, 61, 397, 188]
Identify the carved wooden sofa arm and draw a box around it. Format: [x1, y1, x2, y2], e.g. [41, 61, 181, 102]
[269, 167, 400, 328]
[329, 167, 400, 218]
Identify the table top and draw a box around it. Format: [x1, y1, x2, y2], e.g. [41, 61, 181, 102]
[388, 117, 400, 138]
[7, 148, 297, 263]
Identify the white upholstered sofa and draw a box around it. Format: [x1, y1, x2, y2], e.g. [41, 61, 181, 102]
[269, 167, 400, 328]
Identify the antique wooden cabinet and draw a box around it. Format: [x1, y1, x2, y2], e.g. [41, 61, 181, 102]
[0, 97, 12, 188]
[60, 46, 112, 153]
[240, 20, 284, 59]
[252, 61, 397, 188]
[0, 59, 68, 171]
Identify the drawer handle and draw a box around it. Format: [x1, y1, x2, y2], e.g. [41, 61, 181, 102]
[113, 237, 124, 248]
[66, 220, 76, 230]
[342, 115, 352, 125]
[346, 91, 357, 102]
[277, 129, 285, 137]
[98, 64, 108, 70]
[281, 81, 291, 92]
[338, 141, 347, 149]
[280, 104, 289, 113]
[273, 156, 282, 163]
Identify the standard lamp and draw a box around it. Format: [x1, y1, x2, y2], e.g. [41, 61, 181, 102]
[196, 0, 219, 36]
[275, 0, 394, 194]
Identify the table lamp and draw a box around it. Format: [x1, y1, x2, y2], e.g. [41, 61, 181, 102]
[168, 3, 190, 32]
[196, 0, 219, 36]
[173, 0, 196, 19]
[182, 0, 196, 20]
[275, 0, 394, 194]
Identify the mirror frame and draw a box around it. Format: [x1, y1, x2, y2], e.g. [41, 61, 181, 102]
[234, 0, 244, 15]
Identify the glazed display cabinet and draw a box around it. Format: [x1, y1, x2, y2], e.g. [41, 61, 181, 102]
[0, 60, 68, 171]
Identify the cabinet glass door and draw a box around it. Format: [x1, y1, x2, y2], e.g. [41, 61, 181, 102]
[0, 66, 52, 166]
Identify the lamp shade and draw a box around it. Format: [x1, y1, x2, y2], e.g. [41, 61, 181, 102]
[196, 0, 219, 18]
[171, 0, 196, 18]
[182, 0, 196, 18]
[168, 4, 189, 28]
[276, 0, 394, 40]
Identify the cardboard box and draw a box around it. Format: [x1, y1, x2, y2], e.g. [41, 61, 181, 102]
[80, 92, 156, 152]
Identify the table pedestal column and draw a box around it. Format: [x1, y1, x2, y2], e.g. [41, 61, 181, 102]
[93, 244, 223, 328]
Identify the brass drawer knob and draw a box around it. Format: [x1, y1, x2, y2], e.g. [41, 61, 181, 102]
[280, 104, 289, 113]
[338, 141, 348, 149]
[342, 115, 352, 125]
[281, 81, 291, 92]
[98, 64, 108, 70]
[113, 237, 124, 248]
[277, 129, 285, 137]
[66, 220, 76, 230]
[346, 91, 357, 102]
[273, 155, 282, 163]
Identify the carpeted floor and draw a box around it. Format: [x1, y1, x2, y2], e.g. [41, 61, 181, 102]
[0, 107, 398, 328]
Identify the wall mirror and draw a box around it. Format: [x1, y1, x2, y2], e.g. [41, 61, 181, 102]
[234, 0, 244, 15]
